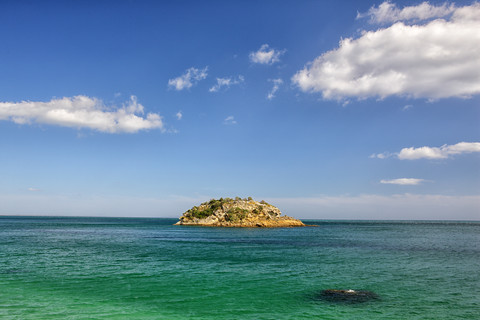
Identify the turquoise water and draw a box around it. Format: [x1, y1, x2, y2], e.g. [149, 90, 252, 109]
[1, 217, 479, 319]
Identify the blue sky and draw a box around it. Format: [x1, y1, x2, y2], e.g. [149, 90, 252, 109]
[1, 0, 479, 219]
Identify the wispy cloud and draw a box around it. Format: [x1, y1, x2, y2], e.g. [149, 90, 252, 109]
[372, 142, 480, 160]
[0, 95, 164, 133]
[293, 3, 480, 100]
[249, 44, 286, 65]
[2, 192, 478, 220]
[369, 152, 394, 159]
[357, 1, 456, 24]
[380, 178, 425, 185]
[176, 111, 182, 120]
[0, 193, 209, 218]
[268, 194, 480, 220]
[398, 142, 480, 160]
[223, 116, 237, 125]
[267, 78, 283, 100]
[209, 75, 244, 92]
[168, 67, 208, 91]
[27, 188, 40, 192]
[402, 104, 413, 111]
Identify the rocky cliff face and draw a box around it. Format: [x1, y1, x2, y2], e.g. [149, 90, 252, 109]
[175, 198, 305, 227]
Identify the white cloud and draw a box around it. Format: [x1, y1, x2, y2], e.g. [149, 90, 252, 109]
[380, 178, 425, 185]
[249, 44, 285, 65]
[292, 3, 480, 100]
[209, 75, 244, 92]
[372, 142, 480, 160]
[398, 142, 480, 160]
[223, 116, 237, 125]
[27, 188, 40, 192]
[267, 78, 283, 100]
[369, 152, 393, 159]
[168, 67, 208, 91]
[176, 111, 183, 120]
[402, 104, 413, 111]
[0, 95, 164, 133]
[357, 1, 456, 24]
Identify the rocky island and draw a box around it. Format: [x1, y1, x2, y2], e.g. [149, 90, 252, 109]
[175, 197, 305, 227]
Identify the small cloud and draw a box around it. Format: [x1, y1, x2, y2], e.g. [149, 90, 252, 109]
[398, 142, 480, 160]
[28, 188, 40, 192]
[168, 67, 208, 91]
[114, 92, 122, 98]
[176, 111, 183, 120]
[76, 132, 90, 139]
[403, 104, 413, 111]
[357, 1, 456, 24]
[223, 116, 237, 125]
[267, 78, 283, 100]
[380, 178, 425, 185]
[249, 44, 286, 65]
[369, 152, 393, 159]
[209, 75, 244, 92]
[373, 142, 480, 160]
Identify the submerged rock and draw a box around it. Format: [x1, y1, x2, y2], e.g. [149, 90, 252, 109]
[316, 289, 378, 303]
[175, 197, 305, 228]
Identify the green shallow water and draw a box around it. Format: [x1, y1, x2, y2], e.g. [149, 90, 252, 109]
[0, 217, 479, 319]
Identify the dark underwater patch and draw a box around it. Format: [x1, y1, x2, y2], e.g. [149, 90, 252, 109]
[313, 289, 379, 304]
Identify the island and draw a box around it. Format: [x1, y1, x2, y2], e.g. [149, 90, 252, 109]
[175, 197, 305, 227]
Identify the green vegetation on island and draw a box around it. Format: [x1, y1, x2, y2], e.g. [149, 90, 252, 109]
[176, 197, 305, 227]
[184, 197, 270, 221]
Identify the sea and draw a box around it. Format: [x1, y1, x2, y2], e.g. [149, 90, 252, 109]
[0, 217, 479, 319]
